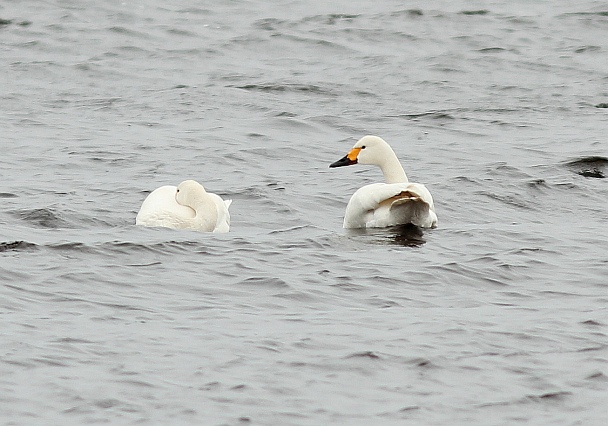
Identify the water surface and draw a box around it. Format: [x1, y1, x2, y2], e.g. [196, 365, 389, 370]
[1, 1, 607, 424]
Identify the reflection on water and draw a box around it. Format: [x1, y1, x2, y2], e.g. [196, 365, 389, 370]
[347, 223, 427, 247]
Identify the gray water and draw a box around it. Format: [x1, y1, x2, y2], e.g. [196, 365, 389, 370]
[1, 0, 607, 424]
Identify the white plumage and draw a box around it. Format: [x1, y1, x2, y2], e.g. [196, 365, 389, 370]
[136, 180, 231, 233]
[330, 135, 437, 229]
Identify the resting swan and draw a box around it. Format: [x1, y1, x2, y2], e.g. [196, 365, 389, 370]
[136, 180, 231, 232]
[330, 135, 437, 229]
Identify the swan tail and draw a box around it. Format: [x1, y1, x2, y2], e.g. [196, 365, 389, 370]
[388, 191, 437, 228]
[224, 199, 233, 209]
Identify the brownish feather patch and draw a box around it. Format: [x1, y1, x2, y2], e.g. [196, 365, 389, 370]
[379, 191, 422, 208]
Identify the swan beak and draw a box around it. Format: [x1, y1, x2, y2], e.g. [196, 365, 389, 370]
[329, 147, 361, 168]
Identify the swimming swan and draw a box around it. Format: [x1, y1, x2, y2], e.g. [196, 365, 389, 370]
[329, 135, 437, 229]
[136, 180, 231, 232]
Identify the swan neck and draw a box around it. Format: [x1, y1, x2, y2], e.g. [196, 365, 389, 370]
[189, 194, 219, 229]
[380, 156, 408, 183]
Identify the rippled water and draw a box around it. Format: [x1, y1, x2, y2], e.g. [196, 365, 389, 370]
[1, 1, 607, 424]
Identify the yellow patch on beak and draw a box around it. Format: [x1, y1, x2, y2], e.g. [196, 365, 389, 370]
[347, 147, 362, 161]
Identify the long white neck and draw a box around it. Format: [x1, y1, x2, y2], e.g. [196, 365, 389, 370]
[188, 194, 218, 231]
[380, 155, 408, 184]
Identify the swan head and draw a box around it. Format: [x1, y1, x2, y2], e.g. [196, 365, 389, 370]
[329, 135, 394, 168]
[175, 180, 207, 207]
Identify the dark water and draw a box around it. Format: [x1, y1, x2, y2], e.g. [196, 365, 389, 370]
[1, 1, 607, 424]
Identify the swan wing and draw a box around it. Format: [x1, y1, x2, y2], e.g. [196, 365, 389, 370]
[136, 185, 196, 229]
[210, 193, 231, 233]
[343, 182, 437, 229]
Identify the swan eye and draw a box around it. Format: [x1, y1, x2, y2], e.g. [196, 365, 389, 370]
[361, 145, 366, 149]
[176, 189, 180, 193]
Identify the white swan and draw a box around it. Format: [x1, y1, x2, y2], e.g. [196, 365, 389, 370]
[329, 135, 437, 229]
[136, 180, 231, 232]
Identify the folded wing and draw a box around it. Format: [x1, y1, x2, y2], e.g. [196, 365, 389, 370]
[343, 183, 437, 229]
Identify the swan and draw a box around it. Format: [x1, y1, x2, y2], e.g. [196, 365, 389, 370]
[329, 135, 437, 229]
[136, 180, 231, 232]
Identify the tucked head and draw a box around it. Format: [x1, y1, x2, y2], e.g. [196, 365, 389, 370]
[175, 180, 207, 206]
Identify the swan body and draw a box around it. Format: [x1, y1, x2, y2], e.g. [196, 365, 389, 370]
[330, 135, 437, 229]
[136, 180, 231, 232]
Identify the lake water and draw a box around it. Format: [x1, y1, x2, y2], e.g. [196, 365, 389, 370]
[1, 1, 607, 424]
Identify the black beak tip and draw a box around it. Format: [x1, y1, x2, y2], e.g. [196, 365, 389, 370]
[329, 156, 356, 168]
